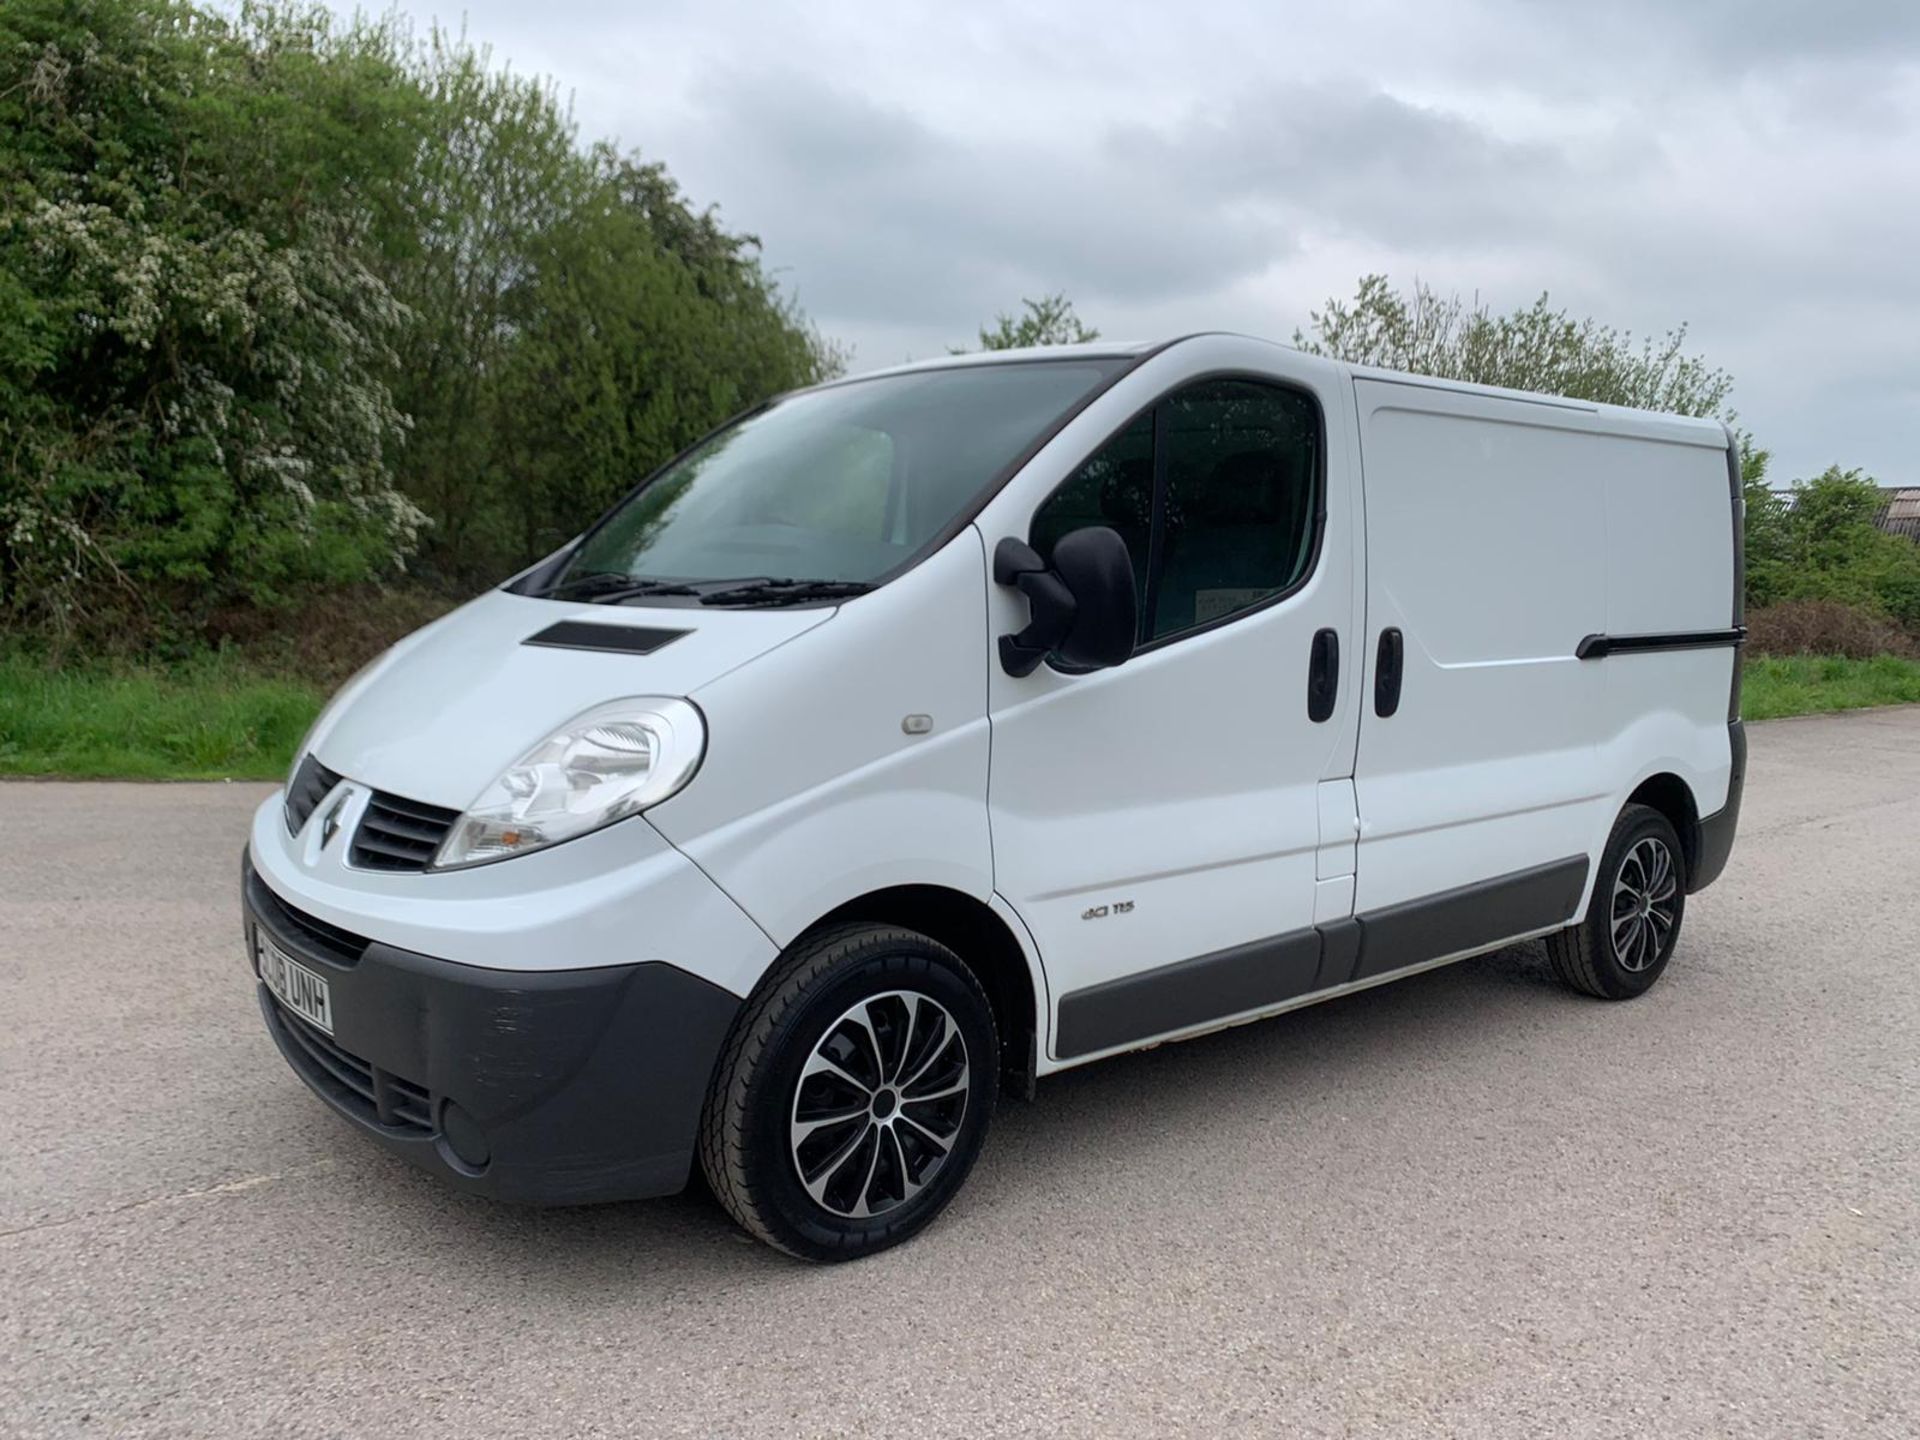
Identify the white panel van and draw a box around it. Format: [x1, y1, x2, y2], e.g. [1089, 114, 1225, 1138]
[244, 335, 1745, 1260]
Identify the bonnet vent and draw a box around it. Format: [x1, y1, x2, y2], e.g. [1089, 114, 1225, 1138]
[522, 621, 689, 656]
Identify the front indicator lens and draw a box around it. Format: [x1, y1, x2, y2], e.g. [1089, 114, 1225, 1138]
[433, 697, 705, 869]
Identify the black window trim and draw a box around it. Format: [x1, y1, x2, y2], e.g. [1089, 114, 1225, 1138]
[1142, 403, 1172, 630]
[502, 346, 1180, 604]
[1028, 368, 1331, 669]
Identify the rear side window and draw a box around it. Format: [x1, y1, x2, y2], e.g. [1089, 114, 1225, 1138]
[1030, 378, 1321, 646]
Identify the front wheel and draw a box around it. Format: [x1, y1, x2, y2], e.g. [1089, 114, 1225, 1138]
[1547, 803, 1688, 1000]
[698, 923, 999, 1262]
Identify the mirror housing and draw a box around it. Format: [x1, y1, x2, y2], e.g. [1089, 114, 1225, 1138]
[994, 527, 1138, 677]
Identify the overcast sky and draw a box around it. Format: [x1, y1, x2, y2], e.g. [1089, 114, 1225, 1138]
[370, 0, 1920, 485]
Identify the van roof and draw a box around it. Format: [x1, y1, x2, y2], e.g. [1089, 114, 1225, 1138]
[838, 335, 1730, 440]
[841, 340, 1161, 383]
[1341, 360, 1726, 432]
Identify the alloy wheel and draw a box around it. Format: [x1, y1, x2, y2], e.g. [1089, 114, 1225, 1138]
[1611, 836, 1678, 973]
[788, 990, 971, 1219]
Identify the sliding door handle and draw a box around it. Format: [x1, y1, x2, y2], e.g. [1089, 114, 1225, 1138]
[1374, 628, 1404, 717]
[1307, 628, 1339, 723]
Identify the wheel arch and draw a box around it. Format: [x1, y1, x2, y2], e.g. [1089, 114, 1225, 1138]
[799, 885, 1043, 1097]
[1625, 771, 1702, 882]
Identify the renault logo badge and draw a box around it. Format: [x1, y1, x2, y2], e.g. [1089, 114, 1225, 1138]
[319, 790, 351, 850]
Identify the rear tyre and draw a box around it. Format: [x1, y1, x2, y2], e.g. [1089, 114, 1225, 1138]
[698, 923, 998, 1262]
[1547, 803, 1687, 1000]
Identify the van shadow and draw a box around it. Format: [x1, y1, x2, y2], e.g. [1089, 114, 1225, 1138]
[341, 940, 1573, 1291]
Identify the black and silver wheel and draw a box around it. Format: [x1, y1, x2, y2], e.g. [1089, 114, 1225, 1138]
[1611, 836, 1679, 974]
[1546, 803, 1688, 999]
[790, 989, 972, 1218]
[699, 923, 998, 1261]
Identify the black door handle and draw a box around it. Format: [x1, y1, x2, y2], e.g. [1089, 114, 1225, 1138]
[1307, 628, 1339, 722]
[1375, 628, 1404, 717]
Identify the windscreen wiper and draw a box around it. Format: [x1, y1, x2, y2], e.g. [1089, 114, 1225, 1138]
[698, 578, 875, 607]
[545, 572, 701, 602]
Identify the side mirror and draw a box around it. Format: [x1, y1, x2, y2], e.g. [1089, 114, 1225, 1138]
[994, 527, 1138, 677]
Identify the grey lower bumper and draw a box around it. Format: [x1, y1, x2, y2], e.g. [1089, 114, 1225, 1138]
[244, 854, 741, 1204]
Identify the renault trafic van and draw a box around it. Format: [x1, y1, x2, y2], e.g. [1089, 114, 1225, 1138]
[244, 334, 1745, 1260]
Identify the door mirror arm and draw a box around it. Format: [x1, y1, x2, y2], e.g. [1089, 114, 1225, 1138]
[994, 529, 1138, 677]
[994, 539, 1076, 677]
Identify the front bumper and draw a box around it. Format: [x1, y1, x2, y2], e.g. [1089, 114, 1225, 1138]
[244, 856, 740, 1204]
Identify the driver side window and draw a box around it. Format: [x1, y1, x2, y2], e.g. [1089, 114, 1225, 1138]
[1028, 411, 1154, 635]
[1030, 378, 1321, 647]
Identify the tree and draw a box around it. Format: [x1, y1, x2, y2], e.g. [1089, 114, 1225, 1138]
[0, 0, 428, 645]
[1293, 275, 1732, 417]
[479, 146, 844, 573]
[363, 24, 844, 584]
[1740, 444, 1795, 609]
[1752, 466, 1920, 628]
[0, 0, 844, 644]
[968, 294, 1099, 351]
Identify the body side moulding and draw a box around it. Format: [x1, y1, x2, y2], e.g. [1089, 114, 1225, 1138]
[1575, 629, 1745, 660]
[1053, 855, 1591, 1060]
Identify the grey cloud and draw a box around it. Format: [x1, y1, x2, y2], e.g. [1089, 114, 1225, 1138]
[1121, 86, 1543, 192]
[1484, 0, 1920, 82]
[1609, 0, 1920, 66]
[684, 56, 1920, 481]
[376, 0, 1920, 482]
[1114, 83, 1594, 251]
[676, 68, 1597, 332]
[676, 69, 1303, 324]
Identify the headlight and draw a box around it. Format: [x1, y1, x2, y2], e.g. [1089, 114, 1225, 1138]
[433, 698, 705, 869]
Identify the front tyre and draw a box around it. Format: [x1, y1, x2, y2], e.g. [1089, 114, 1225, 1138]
[1547, 803, 1687, 1000]
[698, 923, 999, 1262]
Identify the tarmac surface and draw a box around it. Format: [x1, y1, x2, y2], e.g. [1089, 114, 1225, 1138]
[3, 708, 1917, 1437]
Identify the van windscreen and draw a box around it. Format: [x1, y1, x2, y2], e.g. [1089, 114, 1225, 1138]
[550, 359, 1127, 595]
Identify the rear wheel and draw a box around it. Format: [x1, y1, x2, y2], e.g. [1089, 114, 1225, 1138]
[1547, 803, 1687, 999]
[698, 923, 998, 1261]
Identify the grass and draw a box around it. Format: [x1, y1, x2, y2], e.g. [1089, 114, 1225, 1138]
[2, 650, 1918, 781]
[1741, 654, 1920, 721]
[0, 651, 324, 781]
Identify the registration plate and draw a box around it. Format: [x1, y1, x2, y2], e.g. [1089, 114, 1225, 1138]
[257, 932, 334, 1035]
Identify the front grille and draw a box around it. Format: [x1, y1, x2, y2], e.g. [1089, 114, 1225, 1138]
[284, 754, 342, 835]
[246, 866, 367, 967]
[267, 998, 434, 1136]
[350, 790, 461, 872]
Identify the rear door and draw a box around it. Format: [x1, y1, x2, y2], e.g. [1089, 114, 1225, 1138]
[983, 347, 1362, 1063]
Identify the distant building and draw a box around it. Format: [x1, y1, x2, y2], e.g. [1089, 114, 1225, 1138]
[1766, 485, 1920, 542]
[1880, 487, 1920, 541]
